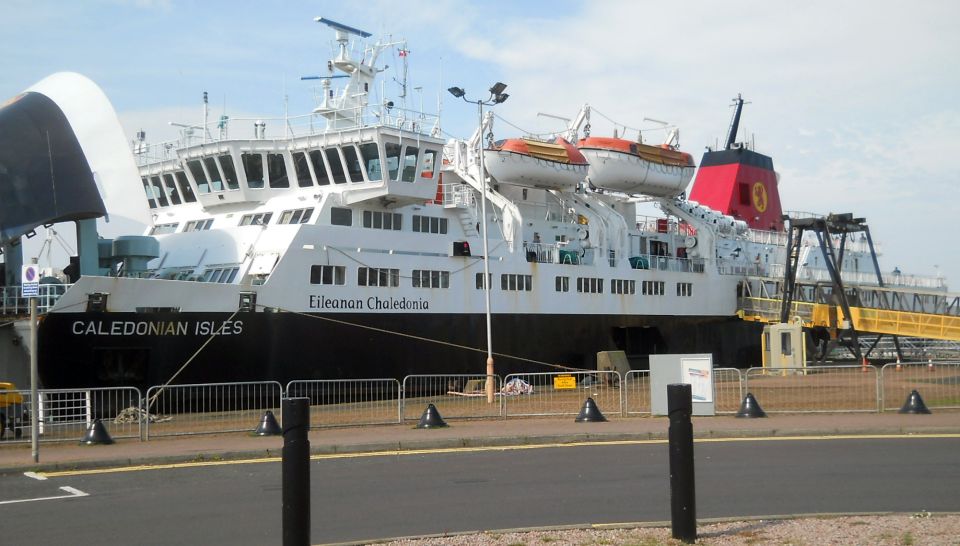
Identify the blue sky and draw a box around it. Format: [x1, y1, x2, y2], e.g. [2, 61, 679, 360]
[2, 0, 958, 285]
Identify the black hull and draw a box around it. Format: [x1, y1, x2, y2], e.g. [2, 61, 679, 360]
[38, 311, 763, 389]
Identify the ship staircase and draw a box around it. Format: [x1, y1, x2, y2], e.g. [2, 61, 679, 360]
[737, 213, 960, 362]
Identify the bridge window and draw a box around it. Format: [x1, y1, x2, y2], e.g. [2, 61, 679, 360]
[401, 146, 419, 182]
[325, 148, 347, 184]
[242, 153, 264, 189]
[150, 176, 169, 207]
[239, 212, 272, 226]
[279, 208, 313, 225]
[162, 174, 182, 205]
[201, 157, 223, 191]
[359, 143, 382, 181]
[293, 152, 313, 187]
[151, 223, 178, 235]
[330, 207, 352, 226]
[343, 145, 365, 183]
[310, 265, 345, 285]
[142, 178, 157, 208]
[268, 153, 289, 188]
[187, 159, 210, 193]
[175, 171, 197, 202]
[385, 142, 401, 179]
[219, 154, 240, 190]
[309, 150, 330, 185]
[420, 149, 438, 179]
[184, 219, 213, 232]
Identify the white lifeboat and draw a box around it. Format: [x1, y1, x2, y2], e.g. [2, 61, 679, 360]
[577, 137, 695, 197]
[483, 137, 588, 191]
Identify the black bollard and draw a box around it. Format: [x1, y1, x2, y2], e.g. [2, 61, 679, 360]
[282, 397, 310, 546]
[667, 383, 696, 544]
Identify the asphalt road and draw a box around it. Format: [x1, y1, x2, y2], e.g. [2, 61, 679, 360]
[1, 437, 958, 545]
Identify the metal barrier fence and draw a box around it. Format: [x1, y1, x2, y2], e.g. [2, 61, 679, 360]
[401, 375, 503, 421]
[880, 361, 960, 411]
[622, 368, 742, 416]
[744, 365, 880, 413]
[0, 387, 141, 444]
[714, 368, 744, 414]
[622, 370, 651, 415]
[286, 379, 401, 428]
[144, 381, 283, 439]
[503, 371, 621, 417]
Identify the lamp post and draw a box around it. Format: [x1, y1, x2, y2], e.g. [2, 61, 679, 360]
[447, 83, 508, 404]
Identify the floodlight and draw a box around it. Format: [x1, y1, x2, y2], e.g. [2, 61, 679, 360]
[447, 87, 465, 98]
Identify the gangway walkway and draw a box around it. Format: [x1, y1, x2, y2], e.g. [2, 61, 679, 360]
[738, 280, 960, 342]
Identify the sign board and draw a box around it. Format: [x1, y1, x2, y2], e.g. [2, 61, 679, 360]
[21, 265, 39, 298]
[553, 374, 577, 390]
[681, 357, 713, 403]
[649, 353, 715, 416]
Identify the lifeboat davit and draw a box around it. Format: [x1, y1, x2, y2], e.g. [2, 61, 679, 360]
[483, 137, 588, 191]
[577, 137, 696, 197]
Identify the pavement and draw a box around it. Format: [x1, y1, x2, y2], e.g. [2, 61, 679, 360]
[1, 411, 958, 475]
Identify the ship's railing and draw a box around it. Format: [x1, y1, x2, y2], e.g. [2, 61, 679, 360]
[0, 387, 141, 444]
[629, 253, 705, 273]
[134, 105, 440, 164]
[143, 381, 284, 439]
[440, 181, 476, 208]
[0, 283, 72, 315]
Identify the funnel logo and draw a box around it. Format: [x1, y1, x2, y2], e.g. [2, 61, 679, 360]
[752, 182, 768, 213]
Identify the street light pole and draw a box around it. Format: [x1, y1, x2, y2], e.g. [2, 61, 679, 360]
[447, 83, 509, 404]
[476, 98, 495, 404]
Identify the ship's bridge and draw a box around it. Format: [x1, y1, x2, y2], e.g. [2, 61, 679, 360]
[136, 118, 446, 214]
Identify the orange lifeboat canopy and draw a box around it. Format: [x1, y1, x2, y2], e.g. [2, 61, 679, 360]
[491, 137, 588, 165]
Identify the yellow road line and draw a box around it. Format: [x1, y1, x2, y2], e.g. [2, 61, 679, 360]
[39, 433, 960, 478]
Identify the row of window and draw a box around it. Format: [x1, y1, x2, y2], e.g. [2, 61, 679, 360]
[309, 266, 693, 296]
[143, 144, 440, 209]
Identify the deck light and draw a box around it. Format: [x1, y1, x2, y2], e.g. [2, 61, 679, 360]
[447, 87, 465, 98]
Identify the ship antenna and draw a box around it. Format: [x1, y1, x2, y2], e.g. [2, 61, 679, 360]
[725, 93, 750, 150]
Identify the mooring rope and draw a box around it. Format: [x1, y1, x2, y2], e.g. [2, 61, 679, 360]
[266, 303, 587, 373]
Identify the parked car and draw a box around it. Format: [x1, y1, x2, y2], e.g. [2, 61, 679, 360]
[0, 382, 25, 439]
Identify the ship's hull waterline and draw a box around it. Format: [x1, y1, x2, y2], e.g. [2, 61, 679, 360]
[38, 311, 762, 389]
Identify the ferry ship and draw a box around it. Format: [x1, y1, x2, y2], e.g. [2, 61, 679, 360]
[0, 19, 946, 390]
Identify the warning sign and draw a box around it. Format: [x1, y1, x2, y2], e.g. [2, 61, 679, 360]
[553, 375, 577, 390]
[21, 265, 39, 298]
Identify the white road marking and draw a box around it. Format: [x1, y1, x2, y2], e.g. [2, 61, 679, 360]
[0, 485, 89, 505]
[23, 471, 47, 481]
